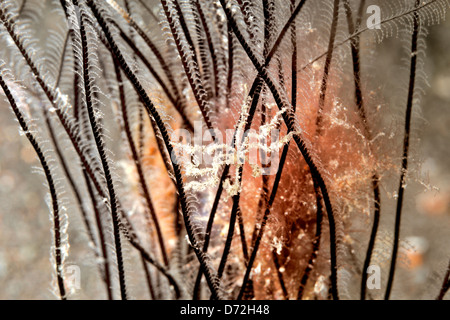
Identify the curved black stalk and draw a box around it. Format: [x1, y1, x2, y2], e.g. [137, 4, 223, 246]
[361, 175, 380, 299]
[385, 0, 420, 300]
[171, 0, 199, 66]
[193, 0, 219, 98]
[315, 0, 340, 134]
[58, 1, 81, 121]
[53, 30, 72, 90]
[135, 0, 159, 22]
[226, 20, 234, 110]
[140, 256, 156, 300]
[45, 27, 99, 258]
[192, 165, 229, 299]
[83, 170, 113, 300]
[272, 249, 288, 299]
[137, 107, 145, 158]
[76, 1, 127, 300]
[237, 138, 289, 300]
[109, 20, 194, 132]
[114, 61, 170, 267]
[18, 0, 28, 16]
[342, 0, 381, 301]
[0, 72, 66, 300]
[161, 0, 215, 131]
[437, 259, 450, 300]
[236, 0, 256, 43]
[344, 0, 367, 123]
[44, 108, 105, 281]
[217, 190, 241, 280]
[106, 0, 184, 110]
[251, 171, 269, 250]
[45, 27, 110, 295]
[237, 204, 249, 264]
[297, 182, 323, 299]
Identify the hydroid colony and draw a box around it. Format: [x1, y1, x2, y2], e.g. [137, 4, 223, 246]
[0, 0, 449, 300]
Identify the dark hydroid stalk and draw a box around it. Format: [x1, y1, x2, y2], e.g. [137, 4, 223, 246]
[237, 204, 249, 264]
[272, 249, 289, 300]
[104, 5, 192, 130]
[114, 60, 170, 267]
[46, 59, 98, 257]
[58, 0, 82, 121]
[297, 181, 323, 300]
[44, 29, 108, 293]
[0, 71, 66, 300]
[192, 165, 229, 299]
[43, 108, 111, 295]
[84, 170, 114, 300]
[315, 0, 340, 134]
[113, 2, 184, 106]
[111, 21, 193, 132]
[192, 0, 220, 98]
[140, 255, 156, 300]
[237, 135, 289, 300]
[53, 29, 72, 91]
[161, 0, 215, 131]
[437, 259, 450, 300]
[342, 0, 381, 301]
[236, 0, 256, 43]
[361, 175, 381, 300]
[76, 0, 127, 299]
[18, 0, 27, 16]
[385, 0, 421, 300]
